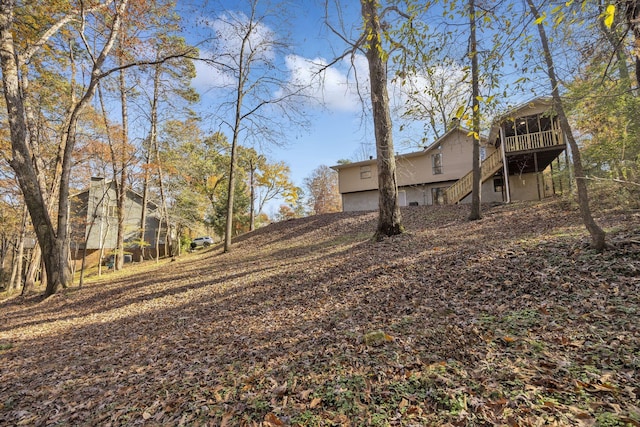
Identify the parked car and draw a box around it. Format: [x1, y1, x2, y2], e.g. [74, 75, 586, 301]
[103, 254, 133, 268]
[192, 236, 214, 247]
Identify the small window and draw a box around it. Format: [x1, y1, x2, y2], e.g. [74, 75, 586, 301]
[480, 147, 487, 161]
[107, 205, 118, 217]
[493, 177, 504, 192]
[432, 153, 443, 175]
[360, 165, 371, 179]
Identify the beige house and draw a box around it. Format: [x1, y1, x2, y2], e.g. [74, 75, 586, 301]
[332, 97, 567, 212]
[70, 177, 172, 262]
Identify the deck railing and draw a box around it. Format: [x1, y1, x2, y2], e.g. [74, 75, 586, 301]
[444, 149, 503, 204]
[504, 128, 563, 153]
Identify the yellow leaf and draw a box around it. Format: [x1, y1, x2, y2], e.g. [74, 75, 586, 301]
[399, 398, 409, 409]
[454, 105, 465, 119]
[534, 12, 546, 25]
[309, 397, 322, 408]
[604, 4, 615, 29]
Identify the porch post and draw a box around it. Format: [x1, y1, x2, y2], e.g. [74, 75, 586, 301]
[564, 135, 572, 193]
[534, 151, 541, 200]
[499, 126, 511, 203]
[550, 159, 557, 195]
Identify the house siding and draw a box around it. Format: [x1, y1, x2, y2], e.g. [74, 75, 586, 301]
[336, 128, 501, 212]
[74, 178, 162, 251]
[332, 98, 566, 213]
[342, 190, 379, 211]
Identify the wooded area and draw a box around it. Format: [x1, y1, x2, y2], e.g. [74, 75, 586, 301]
[0, 1, 639, 424]
[0, 0, 639, 295]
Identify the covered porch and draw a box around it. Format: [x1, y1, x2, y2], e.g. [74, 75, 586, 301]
[444, 97, 567, 204]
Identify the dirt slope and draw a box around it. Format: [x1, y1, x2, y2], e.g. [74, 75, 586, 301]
[1, 199, 639, 426]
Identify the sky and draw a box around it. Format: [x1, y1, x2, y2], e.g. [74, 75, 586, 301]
[182, 0, 384, 179]
[176, 1, 378, 213]
[177, 0, 541, 215]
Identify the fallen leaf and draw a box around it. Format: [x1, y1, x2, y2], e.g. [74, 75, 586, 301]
[264, 412, 285, 426]
[309, 397, 322, 408]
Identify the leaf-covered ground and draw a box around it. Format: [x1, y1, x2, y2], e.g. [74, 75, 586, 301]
[1, 199, 639, 426]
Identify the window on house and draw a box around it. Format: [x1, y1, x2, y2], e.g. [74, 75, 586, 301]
[493, 177, 504, 192]
[431, 187, 445, 205]
[107, 205, 118, 217]
[480, 147, 487, 161]
[360, 165, 371, 179]
[432, 153, 442, 175]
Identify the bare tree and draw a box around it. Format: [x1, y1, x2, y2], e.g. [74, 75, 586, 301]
[468, 0, 482, 220]
[526, 0, 606, 250]
[198, 0, 308, 252]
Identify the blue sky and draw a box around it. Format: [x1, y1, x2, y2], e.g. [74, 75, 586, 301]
[178, 0, 384, 213]
[177, 0, 541, 214]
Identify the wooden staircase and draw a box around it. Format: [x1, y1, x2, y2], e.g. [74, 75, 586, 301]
[444, 149, 503, 204]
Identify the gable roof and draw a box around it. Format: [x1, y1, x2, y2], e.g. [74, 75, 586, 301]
[331, 126, 477, 171]
[72, 177, 159, 210]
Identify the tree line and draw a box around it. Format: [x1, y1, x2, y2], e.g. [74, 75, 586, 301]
[0, 0, 341, 295]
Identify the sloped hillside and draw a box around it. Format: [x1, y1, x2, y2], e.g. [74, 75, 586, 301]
[1, 200, 639, 426]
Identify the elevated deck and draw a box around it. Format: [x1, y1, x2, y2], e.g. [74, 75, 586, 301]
[444, 128, 566, 204]
[504, 128, 563, 153]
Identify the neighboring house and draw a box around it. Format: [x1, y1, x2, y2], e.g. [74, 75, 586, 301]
[70, 177, 172, 261]
[332, 97, 567, 212]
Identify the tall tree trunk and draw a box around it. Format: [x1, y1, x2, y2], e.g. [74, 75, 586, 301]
[154, 134, 170, 261]
[526, 0, 606, 250]
[625, 0, 640, 89]
[361, 0, 403, 239]
[139, 146, 151, 261]
[10, 205, 28, 291]
[224, 29, 250, 253]
[249, 157, 256, 231]
[468, 0, 482, 221]
[140, 64, 161, 261]
[0, 7, 66, 297]
[115, 66, 129, 271]
[0, 0, 129, 297]
[224, 129, 240, 252]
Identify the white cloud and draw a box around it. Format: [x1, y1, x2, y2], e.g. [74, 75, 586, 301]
[283, 54, 369, 113]
[192, 49, 237, 91]
[193, 11, 279, 92]
[209, 11, 277, 63]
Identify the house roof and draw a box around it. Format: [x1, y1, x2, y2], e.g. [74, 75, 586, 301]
[331, 126, 478, 171]
[330, 96, 554, 171]
[72, 177, 159, 210]
[486, 96, 554, 145]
